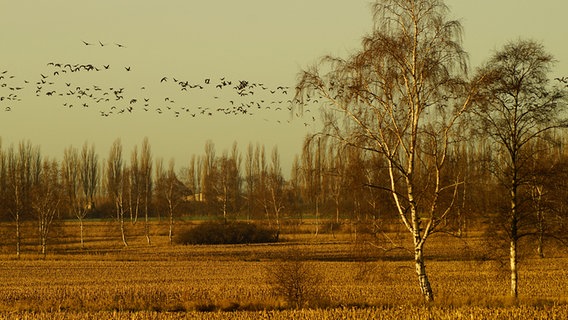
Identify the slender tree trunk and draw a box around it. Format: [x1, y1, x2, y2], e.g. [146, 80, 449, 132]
[536, 206, 545, 259]
[79, 217, 85, 249]
[510, 236, 518, 299]
[16, 213, 21, 259]
[41, 233, 47, 257]
[144, 193, 151, 246]
[414, 244, 433, 302]
[120, 215, 128, 247]
[145, 212, 151, 246]
[510, 179, 519, 299]
[117, 202, 128, 247]
[537, 223, 544, 259]
[169, 210, 174, 245]
[412, 208, 434, 302]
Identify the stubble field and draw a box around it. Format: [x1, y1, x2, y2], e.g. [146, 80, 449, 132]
[0, 220, 567, 319]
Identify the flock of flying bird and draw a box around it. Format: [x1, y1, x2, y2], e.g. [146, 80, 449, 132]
[0, 40, 321, 127]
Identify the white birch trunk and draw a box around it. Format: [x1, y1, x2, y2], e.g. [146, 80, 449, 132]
[414, 245, 434, 302]
[510, 237, 518, 299]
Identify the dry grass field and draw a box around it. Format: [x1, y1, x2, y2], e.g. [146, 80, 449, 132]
[0, 219, 567, 319]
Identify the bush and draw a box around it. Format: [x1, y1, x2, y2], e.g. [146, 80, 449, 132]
[265, 252, 328, 309]
[175, 221, 279, 245]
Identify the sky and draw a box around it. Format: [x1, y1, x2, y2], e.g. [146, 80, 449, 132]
[1, 0, 567, 175]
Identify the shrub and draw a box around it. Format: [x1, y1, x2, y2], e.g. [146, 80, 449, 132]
[265, 253, 327, 309]
[175, 221, 279, 245]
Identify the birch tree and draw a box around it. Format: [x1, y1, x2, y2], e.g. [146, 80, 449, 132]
[62, 146, 87, 248]
[245, 143, 256, 220]
[5, 142, 41, 257]
[296, 0, 477, 301]
[32, 158, 61, 256]
[106, 139, 128, 247]
[80, 143, 98, 216]
[155, 158, 187, 244]
[472, 40, 568, 298]
[267, 146, 285, 231]
[140, 138, 153, 245]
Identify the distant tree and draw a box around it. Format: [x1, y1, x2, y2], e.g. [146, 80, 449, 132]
[300, 136, 323, 234]
[127, 138, 153, 244]
[5, 141, 41, 257]
[181, 154, 201, 215]
[288, 155, 303, 220]
[230, 141, 242, 215]
[155, 158, 188, 244]
[62, 146, 87, 248]
[31, 158, 61, 256]
[127, 145, 142, 224]
[79, 142, 99, 215]
[326, 141, 346, 224]
[472, 40, 568, 298]
[296, 0, 477, 301]
[140, 138, 153, 245]
[525, 139, 568, 258]
[267, 146, 285, 230]
[201, 140, 218, 215]
[106, 139, 128, 247]
[215, 148, 240, 222]
[255, 144, 269, 221]
[244, 143, 256, 220]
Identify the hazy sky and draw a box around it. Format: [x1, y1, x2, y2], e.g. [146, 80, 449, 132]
[1, 1, 566, 174]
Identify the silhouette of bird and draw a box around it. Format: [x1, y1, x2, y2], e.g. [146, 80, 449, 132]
[82, 40, 92, 46]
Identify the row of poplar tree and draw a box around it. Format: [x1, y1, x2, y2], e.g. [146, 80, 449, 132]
[1, 130, 568, 255]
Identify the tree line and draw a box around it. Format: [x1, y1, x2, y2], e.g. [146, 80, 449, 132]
[2, 129, 568, 252]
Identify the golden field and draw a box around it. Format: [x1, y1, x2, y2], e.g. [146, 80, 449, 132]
[0, 219, 567, 319]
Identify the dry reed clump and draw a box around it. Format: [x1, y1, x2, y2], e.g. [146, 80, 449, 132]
[264, 257, 329, 309]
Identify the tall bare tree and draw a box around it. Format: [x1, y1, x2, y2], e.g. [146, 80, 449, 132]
[473, 40, 568, 298]
[296, 0, 477, 301]
[5, 142, 41, 257]
[62, 146, 86, 248]
[128, 145, 142, 224]
[106, 139, 128, 247]
[32, 158, 61, 256]
[267, 146, 285, 230]
[155, 158, 187, 244]
[201, 140, 217, 215]
[245, 143, 256, 220]
[80, 143, 98, 210]
[140, 138, 153, 245]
